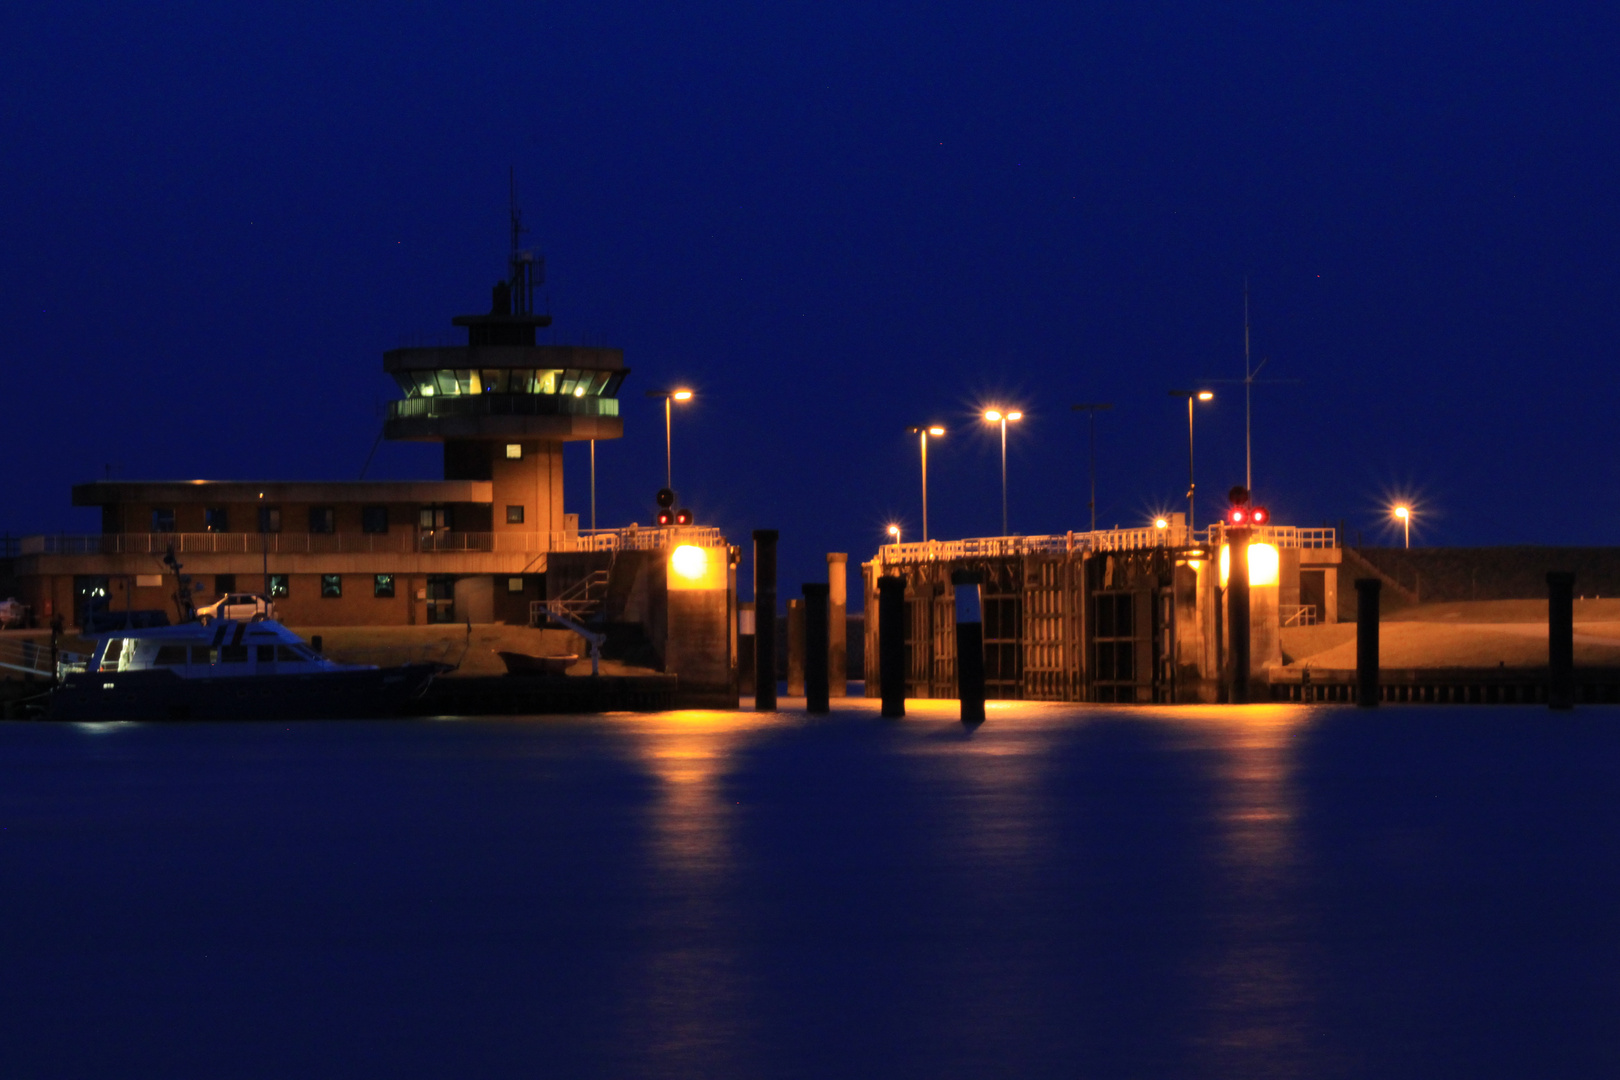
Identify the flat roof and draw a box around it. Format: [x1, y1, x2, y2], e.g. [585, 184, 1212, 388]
[382, 344, 624, 373]
[72, 481, 495, 506]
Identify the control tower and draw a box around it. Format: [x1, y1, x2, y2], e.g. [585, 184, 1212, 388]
[381, 200, 626, 538]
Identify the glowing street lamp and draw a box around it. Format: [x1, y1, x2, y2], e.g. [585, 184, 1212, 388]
[1394, 504, 1411, 549]
[644, 388, 694, 493]
[887, 523, 902, 545]
[983, 408, 1023, 535]
[905, 425, 945, 541]
[1168, 390, 1214, 532]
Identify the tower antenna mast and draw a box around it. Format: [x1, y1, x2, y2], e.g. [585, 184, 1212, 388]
[507, 167, 544, 316]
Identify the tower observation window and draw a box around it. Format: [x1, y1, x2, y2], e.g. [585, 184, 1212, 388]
[396, 368, 619, 399]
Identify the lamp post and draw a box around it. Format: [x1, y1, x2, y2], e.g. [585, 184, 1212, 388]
[983, 408, 1023, 536]
[887, 523, 901, 546]
[1394, 505, 1410, 549]
[905, 425, 945, 541]
[1071, 402, 1114, 533]
[1168, 390, 1214, 532]
[644, 388, 694, 493]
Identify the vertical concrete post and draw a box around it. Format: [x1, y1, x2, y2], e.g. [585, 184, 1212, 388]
[803, 583, 830, 713]
[753, 529, 778, 711]
[1228, 529, 1251, 704]
[952, 569, 987, 725]
[786, 598, 806, 696]
[737, 601, 756, 696]
[827, 553, 848, 698]
[1548, 570, 1575, 710]
[877, 575, 906, 718]
[1355, 578, 1381, 708]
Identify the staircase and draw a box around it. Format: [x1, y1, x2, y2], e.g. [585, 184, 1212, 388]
[529, 559, 614, 675]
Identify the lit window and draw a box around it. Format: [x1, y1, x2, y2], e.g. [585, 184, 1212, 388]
[505, 444, 522, 460]
[507, 577, 525, 594]
[269, 575, 289, 598]
[152, 508, 175, 533]
[321, 575, 342, 598]
[506, 505, 525, 524]
[361, 506, 389, 534]
[374, 574, 395, 598]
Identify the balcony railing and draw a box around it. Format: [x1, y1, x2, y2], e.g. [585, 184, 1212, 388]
[387, 394, 619, 422]
[18, 525, 723, 558]
[878, 524, 1337, 565]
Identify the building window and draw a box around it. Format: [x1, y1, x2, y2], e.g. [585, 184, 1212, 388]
[374, 574, 395, 598]
[507, 577, 525, 594]
[419, 506, 451, 532]
[269, 574, 289, 598]
[152, 508, 175, 533]
[215, 574, 236, 594]
[361, 506, 389, 534]
[258, 506, 282, 533]
[506, 505, 525, 524]
[505, 443, 522, 460]
[321, 575, 342, 598]
[309, 507, 336, 534]
[205, 507, 229, 533]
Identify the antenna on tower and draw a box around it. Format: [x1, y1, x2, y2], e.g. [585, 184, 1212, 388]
[506, 167, 545, 316]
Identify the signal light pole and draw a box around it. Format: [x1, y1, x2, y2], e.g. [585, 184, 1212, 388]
[1071, 402, 1113, 534]
[1169, 390, 1213, 532]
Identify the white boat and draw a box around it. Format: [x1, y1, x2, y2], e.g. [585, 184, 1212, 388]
[51, 619, 445, 721]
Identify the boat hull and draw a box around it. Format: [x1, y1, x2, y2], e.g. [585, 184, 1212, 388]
[49, 664, 443, 721]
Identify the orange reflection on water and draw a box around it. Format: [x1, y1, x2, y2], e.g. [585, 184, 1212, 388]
[1174, 704, 1317, 1063]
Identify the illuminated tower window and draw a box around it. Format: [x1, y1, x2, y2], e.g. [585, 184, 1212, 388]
[506, 444, 523, 460]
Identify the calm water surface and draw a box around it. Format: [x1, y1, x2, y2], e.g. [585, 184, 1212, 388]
[3, 700, 1619, 1078]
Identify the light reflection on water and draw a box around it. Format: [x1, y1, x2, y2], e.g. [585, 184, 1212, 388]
[3, 701, 1619, 1078]
[1173, 706, 1316, 1070]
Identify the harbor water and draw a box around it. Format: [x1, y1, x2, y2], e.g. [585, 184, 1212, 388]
[2, 700, 1619, 1078]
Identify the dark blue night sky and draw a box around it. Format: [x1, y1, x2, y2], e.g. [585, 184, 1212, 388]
[4, 2, 1617, 602]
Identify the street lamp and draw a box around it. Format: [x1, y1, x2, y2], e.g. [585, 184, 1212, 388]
[1071, 402, 1114, 533]
[644, 388, 694, 493]
[905, 425, 945, 541]
[887, 523, 902, 545]
[1168, 390, 1214, 532]
[1394, 504, 1411, 549]
[983, 408, 1023, 535]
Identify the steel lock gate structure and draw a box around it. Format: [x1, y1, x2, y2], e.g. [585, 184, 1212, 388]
[862, 525, 1340, 704]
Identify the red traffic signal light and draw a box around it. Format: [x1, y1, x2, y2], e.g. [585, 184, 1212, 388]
[1250, 506, 1269, 525]
[674, 508, 693, 526]
[657, 509, 674, 526]
[1228, 506, 1248, 526]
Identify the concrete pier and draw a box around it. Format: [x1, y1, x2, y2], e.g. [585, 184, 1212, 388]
[827, 553, 848, 698]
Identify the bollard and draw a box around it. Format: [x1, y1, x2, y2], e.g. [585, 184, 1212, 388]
[1548, 571, 1575, 710]
[753, 529, 778, 711]
[827, 553, 848, 698]
[803, 583, 830, 713]
[1228, 528, 1251, 704]
[952, 569, 986, 725]
[877, 575, 906, 718]
[1355, 578, 1381, 707]
[786, 598, 806, 696]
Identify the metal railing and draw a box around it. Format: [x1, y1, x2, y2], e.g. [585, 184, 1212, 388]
[19, 525, 724, 558]
[878, 524, 1337, 564]
[1280, 603, 1319, 627]
[387, 394, 619, 421]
